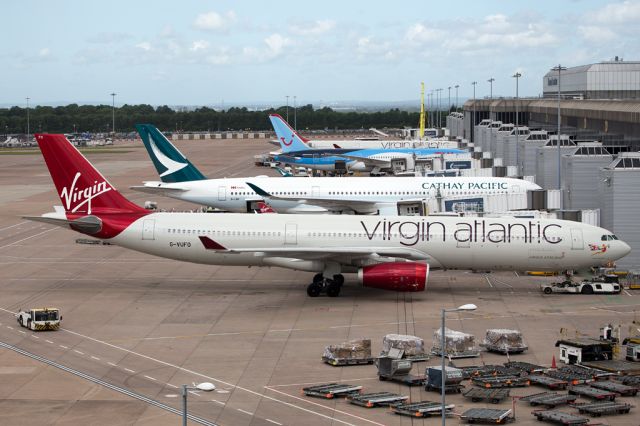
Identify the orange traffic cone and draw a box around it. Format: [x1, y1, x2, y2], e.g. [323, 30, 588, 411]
[551, 355, 557, 369]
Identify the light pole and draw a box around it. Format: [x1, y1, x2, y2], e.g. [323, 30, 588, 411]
[447, 86, 451, 114]
[454, 85, 459, 111]
[551, 64, 567, 210]
[294, 95, 297, 131]
[471, 81, 477, 141]
[487, 78, 495, 120]
[285, 95, 290, 122]
[26, 97, 30, 137]
[182, 382, 215, 426]
[441, 304, 477, 426]
[513, 72, 522, 173]
[429, 91, 435, 128]
[110, 92, 116, 135]
[437, 88, 443, 128]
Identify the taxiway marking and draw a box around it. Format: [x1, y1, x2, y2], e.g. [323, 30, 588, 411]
[237, 409, 254, 416]
[0, 228, 56, 250]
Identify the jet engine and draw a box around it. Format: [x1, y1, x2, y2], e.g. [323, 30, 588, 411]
[358, 262, 428, 292]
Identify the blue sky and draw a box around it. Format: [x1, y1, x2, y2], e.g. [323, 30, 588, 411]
[2, 0, 639, 106]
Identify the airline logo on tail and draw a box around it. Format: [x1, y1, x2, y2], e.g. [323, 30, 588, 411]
[60, 172, 112, 214]
[269, 114, 310, 153]
[147, 135, 188, 177]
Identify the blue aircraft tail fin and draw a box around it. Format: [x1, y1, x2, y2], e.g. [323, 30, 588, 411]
[135, 124, 207, 183]
[269, 114, 311, 153]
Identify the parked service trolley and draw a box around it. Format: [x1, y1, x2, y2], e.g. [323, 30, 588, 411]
[531, 410, 590, 425]
[568, 385, 616, 401]
[391, 401, 455, 418]
[424, 366, 464, 393]
[302, 383, 363, 399]
[460, 408, 514, 424]
[528, 374, 569, 390]
[462, 387, 510, 403]
[520, 392, 578, 408]
[574, 401, 633, 417]
[346, 392, 408, 408]
[16, 308, 61, 331]
[589, 380, 638, 397]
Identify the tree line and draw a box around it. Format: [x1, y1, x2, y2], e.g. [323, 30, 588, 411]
[0, 103, 452, 134]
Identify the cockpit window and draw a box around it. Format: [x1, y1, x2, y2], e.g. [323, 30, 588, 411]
[601, 234, 619, 241]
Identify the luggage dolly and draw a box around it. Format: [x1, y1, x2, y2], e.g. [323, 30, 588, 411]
[322, 356, 375, 366]
[460, 408, 514, 424]
[589, 380, 638, 397]
[391, 401, 455, 418]
[531, 409, 591, 425]
[572, 401, 634, 417]
[472, 375, 530, 388]
[520, 392, 578, 408]
[346, 392, 409, 408]
[568, 385, 616, 401]
[462, 387, 510, 404]
[528, 374, 569, 390]
[302, 383, 363, 399]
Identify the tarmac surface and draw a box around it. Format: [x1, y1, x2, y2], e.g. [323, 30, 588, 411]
[1, 137, 639, 425]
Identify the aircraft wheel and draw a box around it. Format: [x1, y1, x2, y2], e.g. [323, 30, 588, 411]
[326, 282, 341, 297]
[17, 317, 22, 326]
[543, 287, 552, 294]
[333, 274, 345, 286]
[312, 273, 323, 284]
[581, 285, 594, 295]
[307, 283, 322, 297]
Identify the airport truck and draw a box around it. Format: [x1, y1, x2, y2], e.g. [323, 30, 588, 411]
[16, 308, 61, 331]
[540, 281, 621, 295]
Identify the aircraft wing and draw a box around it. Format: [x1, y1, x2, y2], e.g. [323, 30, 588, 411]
[199, 236, 428, 261]
[130, 182, 189, 196]
[338, 154, 391, 168]
[245, 182, 384, 213]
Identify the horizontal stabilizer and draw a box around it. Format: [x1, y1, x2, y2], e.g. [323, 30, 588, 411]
[130, 184, 188, 196]
[23, 214, 102, 234]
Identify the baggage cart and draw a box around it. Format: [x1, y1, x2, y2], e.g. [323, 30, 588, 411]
[322, 356, 374, 366]
[618, 375, 640, 387]
[568, 385, 616, 401]
[504, 361, 546, 374]
[589, 380, 638, 396]
[531, 410, 590, 425]
[462, 387, 510, 403]
[425, 366, 464, 393]
[521, 392, 577, 408]
[391, 401, 454, 417]
[472, 375, 530, 388]
[528, 374, 569, 390]
[460, 408, 514, 424]
[573, 401, 633, 417]
[302, 383, 363, 399]
[545, 369, 592, 385]
[346, 392, 408, 408]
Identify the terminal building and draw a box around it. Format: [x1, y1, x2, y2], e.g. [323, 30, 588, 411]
[446, 59, 640, 269]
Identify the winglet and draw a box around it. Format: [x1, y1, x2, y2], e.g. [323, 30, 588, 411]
[199, 236, 228, 250]
[246, 182, 272, 197]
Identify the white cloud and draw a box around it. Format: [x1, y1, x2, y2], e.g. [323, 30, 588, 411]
[405, 23, 444, 43]
[193, 11, 236, 32]
[290, 20, 335, 36]
[38, 48, 51, 58]
[242, 34, 292, 63]
[355, 36, 395, 60]
[588, 0, 640, 24]
[189, 40, 209, 52]
[578, 26, 617, 43]
[264, 34, 290, 55]
[86, 32, 132, 44]
[135, 42, 151, 51]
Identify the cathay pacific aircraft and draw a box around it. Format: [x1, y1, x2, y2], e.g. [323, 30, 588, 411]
[269, 114, 466, 173]
[26, 133, 630, 297]
[133, 124, 540, 214]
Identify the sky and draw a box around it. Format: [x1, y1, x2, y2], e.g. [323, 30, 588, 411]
[2, 0, 639, 107]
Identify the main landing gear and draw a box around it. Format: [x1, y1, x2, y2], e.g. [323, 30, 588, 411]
[307, 273, 345, 297]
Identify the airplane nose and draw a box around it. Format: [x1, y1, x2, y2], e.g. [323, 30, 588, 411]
[621, 241, 632, 257]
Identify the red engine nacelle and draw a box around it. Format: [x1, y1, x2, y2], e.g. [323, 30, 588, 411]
[358, 262, 429, 292]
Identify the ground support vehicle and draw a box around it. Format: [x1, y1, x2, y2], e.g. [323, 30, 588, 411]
[540, 281, 621, 295]
[322, 356, 374, 366]
[528, 374, 569, 390]
[460, 408, 514, 424]
[16, 308, 61, 331]
[346, 392, 408, 408]
[573, 401, 633, 417]
[504, 361, 546, 374]
[462, 387, 510, 403]
[390, 401, 455, 418]
[376, 357, 425, 386]
[531, 410, 590, 425]
[521, 392, 577, 408]
[471, 375, 530, 388]
[302, 383, 363, 399]
[568, 385, 616, 401]
[589, 380, 638, 396]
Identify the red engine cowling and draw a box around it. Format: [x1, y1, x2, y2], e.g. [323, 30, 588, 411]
[358, 262, 429, 292]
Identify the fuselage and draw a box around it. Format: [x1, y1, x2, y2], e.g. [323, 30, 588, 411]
[145, 176, 540, 214]
[111, 213, 630, 273]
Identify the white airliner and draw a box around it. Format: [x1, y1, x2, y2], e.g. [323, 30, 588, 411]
[133, 124, 541, 214]
[26, 134, 630, 297]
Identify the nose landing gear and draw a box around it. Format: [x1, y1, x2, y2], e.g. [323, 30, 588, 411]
[307, 274, 345, 297]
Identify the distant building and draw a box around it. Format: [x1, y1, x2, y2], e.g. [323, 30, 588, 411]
[543, 58, 640, 100]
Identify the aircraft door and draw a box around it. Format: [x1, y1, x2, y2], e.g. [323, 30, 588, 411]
[142, 219, 155, 240]
[218, 186, 226, 201]
[570, 228, 584, 250]
[285, 223, 297, 245]
[312, 186, 320, 197]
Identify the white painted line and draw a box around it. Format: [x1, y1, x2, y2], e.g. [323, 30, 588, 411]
[0, 228, 56, 250]
[266, 419, 282, 425]
[31, 335, 39, 339]
[166, 383, 179, 389]
[91, 356, 101, 361]
[59, 345, 68, 349]
[18, 330, 26, 334]
[0, 221, 28, 233]
[484, 275, 493, 287]
[188, 390, 200, 396]
[45, 340, 54, 344]
[73, 350, 84, 355]
[124, 368, 135, 373]
[237, 409, 254, 416]
[7, 326, 13, 329]
[211, 399, 225, 406]
[144, 375, 157, 381]
[108, 362, 117, 367]
[624, 289, 632, 296]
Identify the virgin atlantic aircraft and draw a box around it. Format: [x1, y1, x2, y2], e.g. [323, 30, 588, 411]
[26, 134, 630, 297]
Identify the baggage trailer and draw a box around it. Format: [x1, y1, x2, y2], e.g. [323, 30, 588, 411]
[528, 374, 569, 390]
[531, 410, 590, 425]
[589, 380, 638, 396]
[391, 401, 455, 418]
[346, 392, 408, 408]
[504, 361, 546, 374]
[545, 369, 592, 385]
[302, 383, 363, 399]
[521, 392, 577, 408]
[460, 408, 514, 424]
[472, 375, 530, 388]
[462, 387, 510, 403]
[377, 357, 425, 386]
[618, 375, 640, 387]
[568, 385, 616, 401]
[573, 401, 633, 417]
[322, 356, 374, 366]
